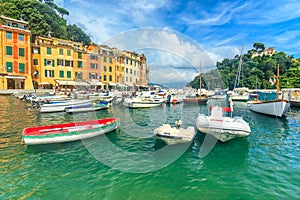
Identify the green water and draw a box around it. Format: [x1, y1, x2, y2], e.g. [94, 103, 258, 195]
[0, 96, 299, 199]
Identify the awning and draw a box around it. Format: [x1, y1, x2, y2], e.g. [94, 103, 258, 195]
[57, 80, 75, 86]
[74, 81, 89, 86]
[109, 83, 116, 86]
[5, 75, 26, 79]
[90, 81, 105, 86]
[116, 83, 128, 87]
[38, 82, 51, 85]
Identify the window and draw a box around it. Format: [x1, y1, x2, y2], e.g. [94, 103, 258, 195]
[6, 46, 12, 55]
[59, 70, 64, 78]
[33, 59, 38, 65]
[130, 69, 132, 74]
[90, 54, 98, 60]
[46, 47, 52, 55]
[109, 75, 112, 81]
[19, 48, 25, 57]
[104, 66, 107, 72]
[109, 67, 112, 72]
[78, 61, 82, 68]
[67, 71, 71, 78]
[109, 57, 112, 64]
[67, 49, 71, 56]
[57, 59, 64, 66]
[6, 62, 13, 72]
[18, 34, 24, 41]
[6, 32, 12, 39]
[75, 72, 82, 79]
[78, 52, 82, 59]
[103, 57, 107, 62]
[59, 48, 64, 55]
[44, 59, 54, 66]
[65, 60, 73, 67]
[117, 66, 119, 71]
[19, 63, 25, 73]
[33, 48, 39, 54]
[103, 75, 107, 81]
[90, 63, 98, 69]
[45, 70, 55, 77]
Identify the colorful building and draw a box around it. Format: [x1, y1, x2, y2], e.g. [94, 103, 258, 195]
[0, 15, 33, 89]
[32, 36, 88, 90]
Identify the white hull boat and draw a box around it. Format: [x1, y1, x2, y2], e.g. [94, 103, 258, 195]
[39, 101, 92, 113]
[123, 97, 163, 108]
[65, 103, 109, 113]
[196, 106, 251, 142]
[247, 99, 290, 117]
[154, 124, 195, 145]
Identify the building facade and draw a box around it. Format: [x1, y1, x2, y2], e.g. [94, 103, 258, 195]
[0, 15, 33, 89]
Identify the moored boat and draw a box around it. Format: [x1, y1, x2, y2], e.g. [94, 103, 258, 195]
[154, 122, 195, 145]
[196, 106, 251, 142]
[22, 118, 119, 145]
[65, 102, 109, 113]
[39, 100, 92, 113]
[247, 64, 290, 117]
[123, 96, 164, 108]
[247, 99, 290, 117]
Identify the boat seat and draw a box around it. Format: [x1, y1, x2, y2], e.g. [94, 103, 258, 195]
[210, 106, 224, 121]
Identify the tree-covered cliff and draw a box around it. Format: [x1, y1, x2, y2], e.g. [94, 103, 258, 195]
[0, 0, 91, 45]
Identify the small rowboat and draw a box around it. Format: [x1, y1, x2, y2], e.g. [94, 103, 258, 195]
[22, 118, 119, 145]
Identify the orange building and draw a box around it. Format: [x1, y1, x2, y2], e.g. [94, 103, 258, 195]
[0, 15, 33, 89]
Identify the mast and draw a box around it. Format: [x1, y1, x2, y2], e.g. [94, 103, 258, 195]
[199, 62, 202, 99]
[276, 64, 280, 100]
[234, 45, 244, 89]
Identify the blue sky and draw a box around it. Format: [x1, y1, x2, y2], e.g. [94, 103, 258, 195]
[55, 0, 300, 87]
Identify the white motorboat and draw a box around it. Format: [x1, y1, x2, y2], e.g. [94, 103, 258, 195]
[196, 106, 251, 142]
[39, 100, 92, 113]
[123, 96, 164, 108]
[154, 121, 195, 145]
[65, 102, 109, 113]
[230, 87, 249, 101]
[247, 99, 290, 117]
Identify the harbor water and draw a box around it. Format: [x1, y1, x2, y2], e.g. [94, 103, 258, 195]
[0, 96, 299, 199]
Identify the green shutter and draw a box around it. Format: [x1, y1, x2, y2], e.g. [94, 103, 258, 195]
[52, 59, 55, 66]
[19, 63, 25, 73]
[44, 59, 47, 66]
[6, 62, 13, 72]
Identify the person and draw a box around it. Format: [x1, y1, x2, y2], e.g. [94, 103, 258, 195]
[175, 120, 182, 129]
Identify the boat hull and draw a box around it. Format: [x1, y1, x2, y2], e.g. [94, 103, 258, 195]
[154, 124, 195, 145]
[247, 100, 290, 117]
[22, 118, 118, 145]
[123, 97, 163, 108]
[65, 104, 109, 113]
[196, 114, 251, 142]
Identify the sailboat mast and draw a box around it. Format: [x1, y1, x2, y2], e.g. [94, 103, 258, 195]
[276, 64, 280, 100]
[199, 62, 202, 98]
[234, 45, 244, 89]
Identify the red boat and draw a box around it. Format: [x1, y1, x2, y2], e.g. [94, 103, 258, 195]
[22, 118, 119, 145]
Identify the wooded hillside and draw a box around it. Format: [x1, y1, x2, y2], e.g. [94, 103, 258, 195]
[0, 0, 91, 45]
[189, 43, 300, 90]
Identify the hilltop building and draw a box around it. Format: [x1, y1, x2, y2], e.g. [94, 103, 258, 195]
[251, 47, 276, 58]
[0, 15, 33, 89]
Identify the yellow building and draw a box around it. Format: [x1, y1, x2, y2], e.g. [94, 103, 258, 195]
[0, 15, 33, 89]
[32, 36, 87, 90]
[121, 51, 142, 87]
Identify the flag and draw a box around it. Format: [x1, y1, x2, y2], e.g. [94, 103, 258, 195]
[269, 78, 274, 86]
